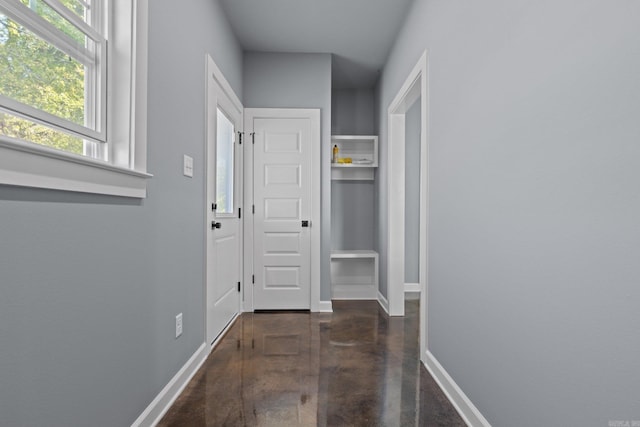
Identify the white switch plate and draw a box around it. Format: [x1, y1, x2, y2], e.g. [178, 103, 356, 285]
[183, 155, 193, 178]
[175, 313, 183, 338]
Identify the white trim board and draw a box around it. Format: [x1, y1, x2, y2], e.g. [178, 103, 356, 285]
[405, 282, 421, 293]
[0, 140, 151, 197]
[133, 312, 240, 427]
[377, 290, 389, 315]
[131, 343, 208, 427]
[206, 53, 243, 113]
[318, 300, 333, 313]
[387, 50, 430, 361]
[424, 351, 492, 427]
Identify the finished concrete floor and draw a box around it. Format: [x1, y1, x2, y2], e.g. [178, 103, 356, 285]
[159, 299, 465, 426]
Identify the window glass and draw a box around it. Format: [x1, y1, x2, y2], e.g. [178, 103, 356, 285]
[62, 0, 92, 23]
[216, 108, 234, 214]
[19, 0, 87, 43]
[0, 110, 84, 153]
[0, 13, 87, 125]
[0, 0, 103, 156]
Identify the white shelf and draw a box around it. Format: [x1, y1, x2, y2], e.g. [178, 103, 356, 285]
[331, 250, 378, 259]
[331, 135, 378, 180]
[331, 164, 375, 168]
[330, 250, 379, 300]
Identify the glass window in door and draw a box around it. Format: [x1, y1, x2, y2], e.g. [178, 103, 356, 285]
[216, 108, 235, 214]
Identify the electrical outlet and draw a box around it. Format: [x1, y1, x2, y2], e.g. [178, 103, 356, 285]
[175, 313, 183, 338]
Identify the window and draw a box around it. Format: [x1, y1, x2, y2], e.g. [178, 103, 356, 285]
[0, 0, 106, 153]
[0, 0, 150, 197]
[216, 108, 234, 214]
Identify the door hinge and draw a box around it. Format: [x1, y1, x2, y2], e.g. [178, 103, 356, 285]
[212, 203, 217, 211]
[237, 282, 241, 292]
[252, 205, 255, 214]
[238, 131, 244, 145]
[251, 132, 255, 144]
[238, 207, 241, 219]
[252, 274, 255, 284]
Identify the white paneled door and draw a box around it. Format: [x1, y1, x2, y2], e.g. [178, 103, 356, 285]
[246, 110, 319, 310]
[206, 56, 243, 345]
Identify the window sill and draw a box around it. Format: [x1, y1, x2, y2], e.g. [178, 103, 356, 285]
[0, 138, 152, 198]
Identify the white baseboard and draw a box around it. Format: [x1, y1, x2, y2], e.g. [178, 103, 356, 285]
[424, 351, 492, 427]
[404, 282, 421, 293]
[132, 314, 240, 427]
[131, 342, 208, 427]
[318, 300, 333, 312]
[377, 290, 389, 314]
[332, 286, 377, 300]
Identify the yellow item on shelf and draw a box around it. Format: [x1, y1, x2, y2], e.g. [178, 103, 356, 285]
[337, 157, 352, 164]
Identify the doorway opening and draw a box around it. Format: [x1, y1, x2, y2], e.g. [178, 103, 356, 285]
[387, 51, 428, 362]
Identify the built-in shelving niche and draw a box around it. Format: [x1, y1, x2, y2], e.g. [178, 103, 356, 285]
[330, 135, 379, 299]
[330, 135, 378, 180]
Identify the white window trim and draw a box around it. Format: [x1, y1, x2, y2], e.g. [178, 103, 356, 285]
[0, 0, 151, 198]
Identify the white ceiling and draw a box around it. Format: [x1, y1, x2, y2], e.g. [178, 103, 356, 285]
[218, 0, 416, 89]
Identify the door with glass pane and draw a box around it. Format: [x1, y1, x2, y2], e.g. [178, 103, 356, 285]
[206, 61, 242, 345]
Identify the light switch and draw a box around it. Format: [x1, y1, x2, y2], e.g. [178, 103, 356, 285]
[183, 155, 193, 178]
[175, 313, 183, 338]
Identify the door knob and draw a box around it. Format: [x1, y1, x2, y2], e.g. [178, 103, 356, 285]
[301, 220, 310, 228]
[212, 221, 222, 229]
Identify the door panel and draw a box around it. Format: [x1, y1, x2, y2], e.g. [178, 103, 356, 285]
[213, 235, 237, 302]
[264, 232, 301, 254]
[264, 198, 301, 220]
[265, 266, 301, 289]
[249, 115, 313, 310]
[264, 165, 301, 186]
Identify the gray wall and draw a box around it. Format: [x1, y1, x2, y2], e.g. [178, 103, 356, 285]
[377, 0, 640, 425]
[331, 89, 376, 252]
[0, 1, 243, 425]
[404, 99, 420, 283]
[331, 89, 375, 135]
[243, 52, 333, 301]
[331, 181, 375, 251]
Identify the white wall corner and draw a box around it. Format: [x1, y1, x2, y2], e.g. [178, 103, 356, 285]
[318, 300, 333, 313]
[377, 290, 389, 314]
[404, 282, 421, 293]
[131, 342, 209, 427]
[424, 351, 492, 427]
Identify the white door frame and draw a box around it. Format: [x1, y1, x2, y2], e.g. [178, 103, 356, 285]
[387, 51, 429, 361]
[243, 108, 321, 312]
[204, 54, 244, 346]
